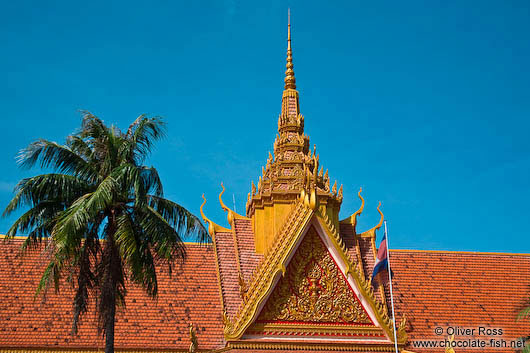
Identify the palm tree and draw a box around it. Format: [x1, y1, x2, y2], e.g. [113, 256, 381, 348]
[2, 112, 208, 353]
[518, 304, 530, 353]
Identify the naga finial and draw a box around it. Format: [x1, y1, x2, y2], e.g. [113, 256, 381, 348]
[359, 201, 384, 238]
[188, 323, 198, 353]
[340, 187, 364, 229]
[200, 194, 231, 236]
[219, 183, 249, 224]
[200, 194, 208, 225]
[219, 182, 228, 212]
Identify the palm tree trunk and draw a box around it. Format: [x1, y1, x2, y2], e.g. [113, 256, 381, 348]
[105, 296, 116, 353]
[104, 213, 119, 353]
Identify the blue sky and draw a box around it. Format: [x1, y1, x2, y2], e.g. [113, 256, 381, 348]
[1, 1, 529, 253]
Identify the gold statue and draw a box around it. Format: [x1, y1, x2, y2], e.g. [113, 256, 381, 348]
[188, 323, 198, 353]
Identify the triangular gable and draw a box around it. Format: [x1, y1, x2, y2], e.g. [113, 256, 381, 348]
[223, 199, 404, 346]
[247, 224, 381, 337]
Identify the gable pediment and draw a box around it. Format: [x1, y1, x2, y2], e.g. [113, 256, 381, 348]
[254, 225, 373, 324]
[245, 222, 387, 339]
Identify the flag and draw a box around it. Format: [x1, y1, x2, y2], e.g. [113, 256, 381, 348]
[372, 233, 392, 284]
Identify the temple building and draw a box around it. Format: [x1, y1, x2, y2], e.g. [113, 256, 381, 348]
[0, 17, 529, 353]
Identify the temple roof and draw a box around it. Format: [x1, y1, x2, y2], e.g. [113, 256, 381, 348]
[0, 238, 528, 352]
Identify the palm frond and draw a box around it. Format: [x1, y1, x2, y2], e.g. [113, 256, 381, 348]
[135, 205, 186, 264]
[66, 135, 96, 165]
[5, 200, 63, 241]
[518, 305, 530, 320]
[72, 236, 98, 335]
[16, 139, 97, 182]
[3, 173, 92, 217]
[140, 167, 163, 197]
[36, 258, 62, 296]
[115, 212, 157, 296]
[147, 195, 208, 243]
[125, 116, 166, 163]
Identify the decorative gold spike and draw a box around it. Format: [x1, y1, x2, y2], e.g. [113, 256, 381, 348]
[284, 8, 296, 90]
[359, 201, 384, 238]
[238, 273, 248, 301]
[332, 181, 337, 195]
[338, 184, 343, 199]
[445, 334, 456, 353]
[340, 187, 364, 228]
[251, 181, 256, 195]
[200, 194, 231, 236]
[219, 183, 228, 212]
[219, 183, 250, 224]
[188, 323, 198, 353]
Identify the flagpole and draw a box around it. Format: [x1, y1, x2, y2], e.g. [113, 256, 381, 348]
[384, 220, 399, 353]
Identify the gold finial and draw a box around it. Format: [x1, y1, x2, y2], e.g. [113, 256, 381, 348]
[284, 8, 296, 90]
[188, 323, 198, 353]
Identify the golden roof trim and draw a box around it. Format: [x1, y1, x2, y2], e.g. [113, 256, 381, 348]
[200, 194, 231, 236]
[218, 183, 250, 227]
[359, 202, 384, 238]
[227, 341, 403, 352]
[339, 187, 364, 228]
[248, 322, 387, 336]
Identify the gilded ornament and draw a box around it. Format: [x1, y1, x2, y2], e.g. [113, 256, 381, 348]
[188, 323, 198, 353]
[256, 227, 371, 324]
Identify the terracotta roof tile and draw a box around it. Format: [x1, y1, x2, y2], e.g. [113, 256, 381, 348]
[391, 250, 530, 353]
[213, 230, 242, 317]
[233, 219, 263, 283]
[0, 239, 224, 351]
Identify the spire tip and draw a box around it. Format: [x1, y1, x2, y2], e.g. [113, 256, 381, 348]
[284, 9, 296, 90]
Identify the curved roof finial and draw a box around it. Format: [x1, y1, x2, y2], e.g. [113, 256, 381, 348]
[284, 8, 296, 90]
[359, 201, 384, 238]
[219, 182, 229, 212]
[339, 187, 365, 228]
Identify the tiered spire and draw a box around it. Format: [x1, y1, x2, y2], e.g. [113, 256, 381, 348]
[246, 11, 343, 221]
[284, 9, 296, 90]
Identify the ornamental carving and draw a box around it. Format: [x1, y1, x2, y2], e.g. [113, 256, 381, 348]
[256, 226, 372, 324]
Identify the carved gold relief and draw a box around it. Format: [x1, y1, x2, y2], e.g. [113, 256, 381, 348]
[256, 226, 372, 324]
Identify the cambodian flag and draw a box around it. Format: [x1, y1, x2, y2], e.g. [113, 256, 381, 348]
[372, 232, 392, 284]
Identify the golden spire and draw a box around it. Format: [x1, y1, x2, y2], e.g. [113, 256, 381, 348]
[284, 8, 296, 90]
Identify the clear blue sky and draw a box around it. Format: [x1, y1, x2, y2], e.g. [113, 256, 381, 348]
[1, 1, 529, 253]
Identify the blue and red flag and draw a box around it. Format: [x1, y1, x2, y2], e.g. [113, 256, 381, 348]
[372, 233, 392, 284]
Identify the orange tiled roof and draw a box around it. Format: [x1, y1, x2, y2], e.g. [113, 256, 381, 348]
[391, 249, 530, 353]
[0, 239, 224, 351]
[1, 237, 529, 352]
